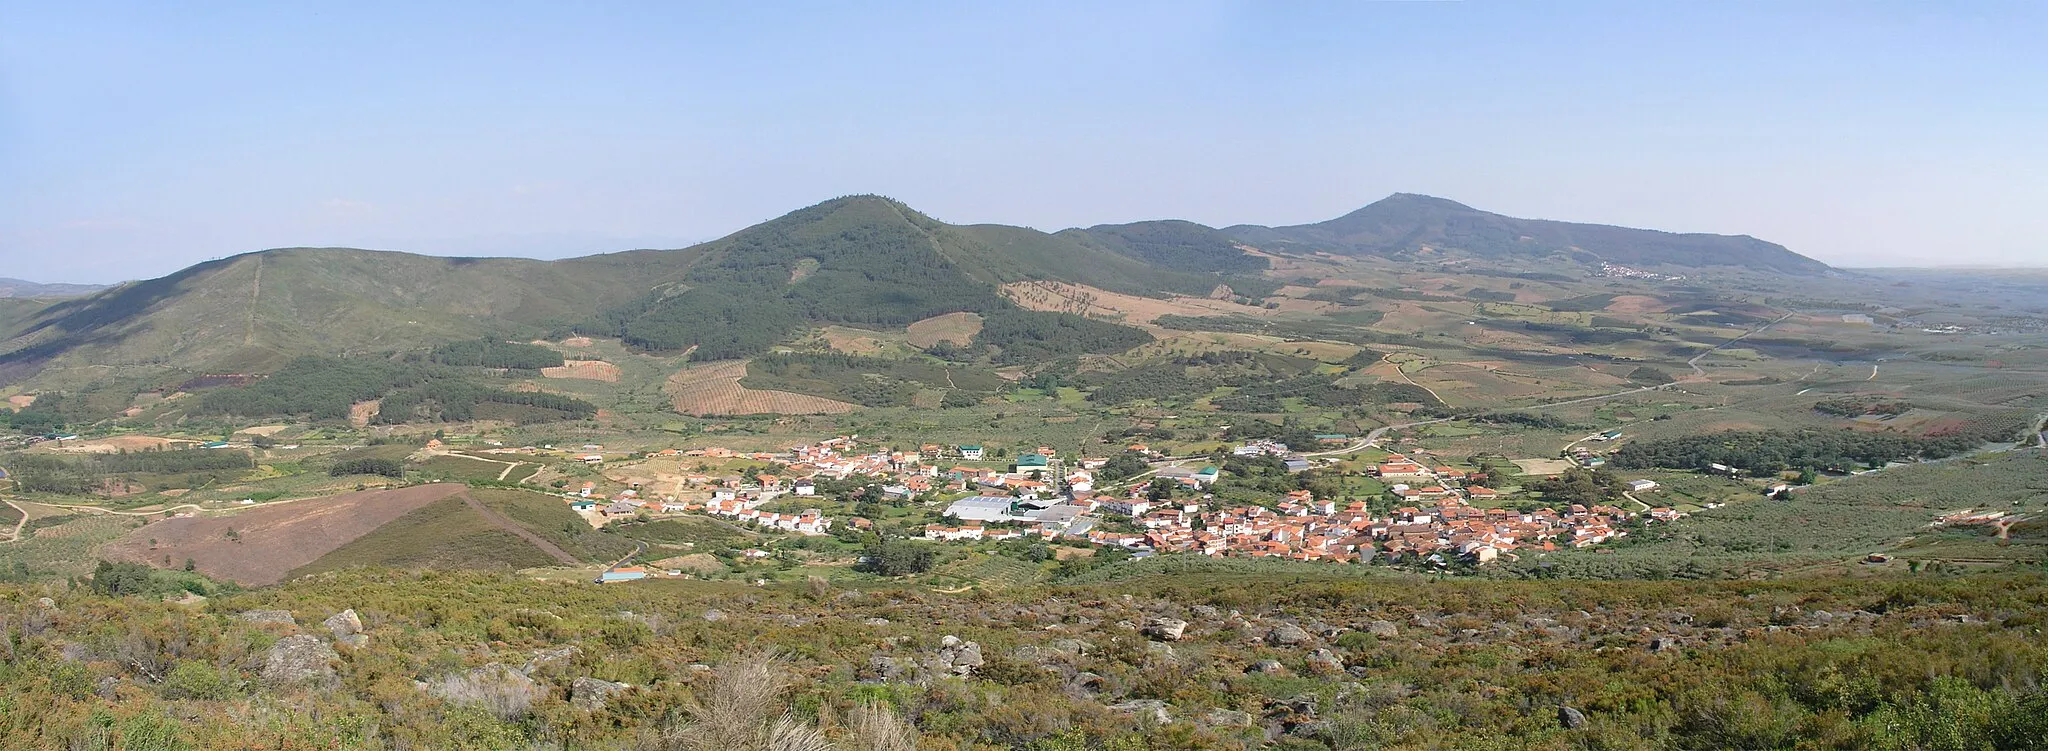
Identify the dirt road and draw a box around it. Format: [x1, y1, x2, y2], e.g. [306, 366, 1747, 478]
[457, 491, 579, 566]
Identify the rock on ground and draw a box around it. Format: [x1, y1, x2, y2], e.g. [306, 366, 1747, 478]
[1142, 617, 1188, 642]
[1559, 706, 1589, 729]
[262, 635, 339, 689]
[571, 677, 629, 711]
[323, 609, 363, 638]
[1266, 623, 1311, 646]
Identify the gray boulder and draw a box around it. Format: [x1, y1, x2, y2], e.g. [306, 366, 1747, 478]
[701, 609, 726, 622]
[1266, 623, 1311, 647]
[261, 635, 339, 688]
[571, 677, 629, 711]
[1365, 619, 1399, 639]
[1304, 648, 1344, 675]
[238, 610, 296, 626]
[523, 645, 581, 674]
[1191, 605, 1223, 620]
[1249, 659, 1286, 675]
[336, 633, 370, 649]
[1559, 706, 1588, 729]
[323, 609, 363, 638]
[1143, 617, 1189, 642]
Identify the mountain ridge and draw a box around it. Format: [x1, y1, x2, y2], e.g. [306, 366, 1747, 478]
[0, 193, 1826, 388]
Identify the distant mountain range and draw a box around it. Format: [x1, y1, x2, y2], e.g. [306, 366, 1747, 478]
[0, 194, 1827, 388]
[0, 278, 109, 298]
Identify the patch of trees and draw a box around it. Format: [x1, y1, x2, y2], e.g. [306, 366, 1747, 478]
[1464, 288, 1518, 302]
[1094, 451, 1151, 482]
[192, 355, 590, 424]
[1529, 468, 1627, 506]
[330, 457, 404, 477]
[4, 449, 255, 495]
[376, 382, 596, 424]
[971, 310, 1152, 365]
[612, 288, 806, 360]
[1814, 397, 1911, 417]
[855, 539, 937, 576]
[1611, 428, 1992, 474]
[428, 339, 564, 370]
[195, 357, 426, 420]
[1628, 366, 1676, 386]
[0, 393, 69, 434]
[1473, 412, 1574, 430]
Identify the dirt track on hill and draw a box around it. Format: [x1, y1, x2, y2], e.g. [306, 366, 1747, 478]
[457, 492, 577, 566]
[100, 484, 467, 586]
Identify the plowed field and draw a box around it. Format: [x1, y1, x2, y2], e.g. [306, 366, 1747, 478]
[665, 361, 857, 416]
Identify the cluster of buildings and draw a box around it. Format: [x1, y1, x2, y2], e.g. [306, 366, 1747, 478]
[560, 434, 1659, 567]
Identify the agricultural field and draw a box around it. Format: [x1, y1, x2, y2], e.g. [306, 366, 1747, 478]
[905, 311, 984, 348]
[664, 360, 859, 416]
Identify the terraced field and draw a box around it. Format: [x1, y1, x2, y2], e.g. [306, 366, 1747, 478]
[664, 360, 857, 416]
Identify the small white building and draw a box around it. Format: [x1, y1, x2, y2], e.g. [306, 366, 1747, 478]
[1626, 479, 1659, 492]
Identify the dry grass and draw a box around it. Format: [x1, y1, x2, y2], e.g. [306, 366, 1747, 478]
[1604, 295, 1671, 314]
[6, 394, 35, 409]
[819, 328, 888, 355]
[666, 362, 857, 416]
[1510, 458, 1575, 476]
[40, 435, 191, 454]
[541, 360, 622, 382]
[904, 312, 984, 348]
[642, 652, 914, 751]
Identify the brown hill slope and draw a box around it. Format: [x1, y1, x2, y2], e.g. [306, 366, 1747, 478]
[101, 484, 467, 586]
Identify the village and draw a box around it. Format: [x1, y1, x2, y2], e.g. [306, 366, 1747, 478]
[486, 429, 1675, 574]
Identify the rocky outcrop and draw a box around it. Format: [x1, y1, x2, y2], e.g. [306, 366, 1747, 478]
[1142, 617, 1188, 642]
[1266, 623, 1311, 647]
[571, 677, 628, 711]
[262, 635, 339, 688]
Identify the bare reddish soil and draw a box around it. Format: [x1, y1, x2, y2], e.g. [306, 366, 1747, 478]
[101, 484, 466, 586]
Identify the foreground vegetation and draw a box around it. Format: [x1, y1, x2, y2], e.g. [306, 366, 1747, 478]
[0, 568, 2045, 749]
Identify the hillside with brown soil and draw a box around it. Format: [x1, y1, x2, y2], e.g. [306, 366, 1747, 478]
[100, 484, 467, 586]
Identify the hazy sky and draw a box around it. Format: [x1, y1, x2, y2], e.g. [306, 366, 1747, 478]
[3, 2, 2043, 283]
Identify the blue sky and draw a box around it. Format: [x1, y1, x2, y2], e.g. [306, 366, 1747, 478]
[3, 1, 2043, 283]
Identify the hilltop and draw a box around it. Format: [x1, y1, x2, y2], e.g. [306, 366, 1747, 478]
[1227, 193, 1830, 275]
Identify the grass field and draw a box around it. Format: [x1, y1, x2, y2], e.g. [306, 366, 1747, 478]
[1521, 448, 2048, 578]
